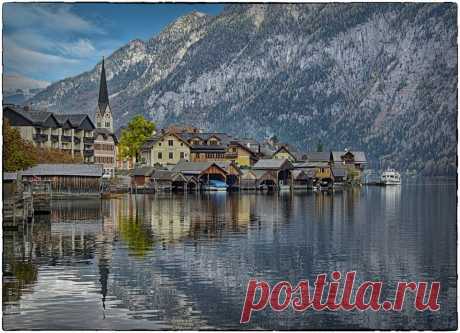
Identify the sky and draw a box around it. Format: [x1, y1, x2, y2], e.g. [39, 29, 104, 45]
[3, 3, 223, 84]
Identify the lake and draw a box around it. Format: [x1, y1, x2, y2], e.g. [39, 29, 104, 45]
[2, 179, 457, 330]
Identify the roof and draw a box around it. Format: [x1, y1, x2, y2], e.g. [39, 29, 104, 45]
[305, 152, 331, 162]
[95, 128, 118, 144]
[4, 106, 60, 128]
[295, 161, 330, 168]
[351, 151, 367, 163]
[292, 170, 310, 180]
[332, 167, 347, 177]
[21, 164, 103, 177]
[132, 166, 155, 177]
[253, 159, 293, 170]
[152, 169, 174, 181]
[98, 58, 110, 115]
[172, 161, 226, 175]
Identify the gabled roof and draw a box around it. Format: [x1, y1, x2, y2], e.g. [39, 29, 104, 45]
[5, 107, 60, 128]
[332, 151, 367, 164]
[21, 164, 103, 177]
[172, 161, 227, 175]
[272, 145, 298, 160]
[292, 170, 310, 180]
[132, 166, 155, 176]
[152, 169, 174, 181]
[253, 158, 293, 170]
[55, 113, 95, 130]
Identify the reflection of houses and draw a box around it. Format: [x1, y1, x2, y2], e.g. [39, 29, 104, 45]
[21, 164, 103, 196]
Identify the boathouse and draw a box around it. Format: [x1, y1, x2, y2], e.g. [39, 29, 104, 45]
[240, 170, 257, 190]
[291, 170, 311, 190]
[132, 166, 155, 187]
[172, 161, 228, 185]
[21, 164, 103, 196]
[151, 169, 174, 191]
[331, 167, 347, 184]
[252, 159, 293, 187]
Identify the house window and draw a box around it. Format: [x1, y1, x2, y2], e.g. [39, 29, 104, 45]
[180, 142, 184, 146]
[180, 152, 185, 159]
[158, 152, 162, 159]
[158, 142, 162, 146]
[168, 140, 173, 146]
[105, 122, 110, 127]
[232, 147, 237, 153]
[169, 152, 173, 160]
[97, 122, 101, 127]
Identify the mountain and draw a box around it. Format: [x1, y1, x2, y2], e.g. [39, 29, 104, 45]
[3, 74, 49, 104]
[27, 4, 457, 175]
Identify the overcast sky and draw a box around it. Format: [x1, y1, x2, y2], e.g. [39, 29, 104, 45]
[3, 3, 223, 83]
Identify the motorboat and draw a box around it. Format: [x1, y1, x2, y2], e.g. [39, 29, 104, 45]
[203, 179, 228, 191]
[380, 169, 401, 185]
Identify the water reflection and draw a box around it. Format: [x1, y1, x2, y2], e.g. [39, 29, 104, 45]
[2, 182, 457, 330]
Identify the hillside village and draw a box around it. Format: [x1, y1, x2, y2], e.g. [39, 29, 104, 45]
[3, 57, 367, 194]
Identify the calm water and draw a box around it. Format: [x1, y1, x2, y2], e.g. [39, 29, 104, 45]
[3, 179, 457, 330]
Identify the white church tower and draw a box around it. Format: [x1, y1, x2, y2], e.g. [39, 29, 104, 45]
[95, 57, 113, 133]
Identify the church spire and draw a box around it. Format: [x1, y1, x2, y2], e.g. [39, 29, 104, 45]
[98, 57, 109, 114]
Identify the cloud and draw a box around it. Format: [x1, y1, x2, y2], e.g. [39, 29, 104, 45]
[4, 3, 104, 34]
[4, 39, 79, 79]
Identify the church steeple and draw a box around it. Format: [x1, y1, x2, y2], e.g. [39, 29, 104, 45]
[95, 57, 113, 132]
[98, 57, 109, 114]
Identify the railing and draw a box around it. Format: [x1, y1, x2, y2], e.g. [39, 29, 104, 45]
[33, 133, 48, 142]
[83, 137, 94, 144]
[74, 137, 81, 144]
[51, 134, 59, 142]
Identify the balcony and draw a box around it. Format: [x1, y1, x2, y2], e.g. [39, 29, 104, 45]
[74, 137, 81, 144]
[51, 135, 59, 142]
[83, 137, 94, 144]
[61, 135, 72, 143]
[84, 149, 94, 157]
[33, 133, 48, 143]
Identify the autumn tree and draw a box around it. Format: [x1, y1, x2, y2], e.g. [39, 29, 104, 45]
[3, 120, 83, 172]
[119, 115, 156, 161]
[3, 120, 36, 171]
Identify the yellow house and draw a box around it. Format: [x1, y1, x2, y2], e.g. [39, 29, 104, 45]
[225, 142, 258, 167]
[148, 132, 191, 166]
[272, 145, 298, 162]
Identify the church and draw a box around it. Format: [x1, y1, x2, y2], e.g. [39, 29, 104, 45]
[94, 57, 118, 177]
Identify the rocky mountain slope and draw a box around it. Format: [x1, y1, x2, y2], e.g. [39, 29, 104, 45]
[28, 4, 457, 175]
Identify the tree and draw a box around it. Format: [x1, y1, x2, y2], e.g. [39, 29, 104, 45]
[118, 115, 155, 160]
[3, 120, 36, 171]
[3, 120, 82, 172]
[316, 141, 323, 152]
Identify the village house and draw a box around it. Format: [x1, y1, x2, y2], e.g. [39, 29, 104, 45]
[140, 131, 192, 166]
[225, 140, 259, 167]
[272, 144, 306, 162]
[3, 105, 96, 163]
[331, 150, 368, 171]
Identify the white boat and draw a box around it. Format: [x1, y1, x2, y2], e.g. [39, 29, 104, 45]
[380, 169, 401, 185]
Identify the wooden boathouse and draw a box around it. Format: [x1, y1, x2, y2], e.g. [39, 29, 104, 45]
[21, 164, 103, 197]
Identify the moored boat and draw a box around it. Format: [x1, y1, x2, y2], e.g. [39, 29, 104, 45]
[203, 179, 228, 191]
[380, 169, 401, 185]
